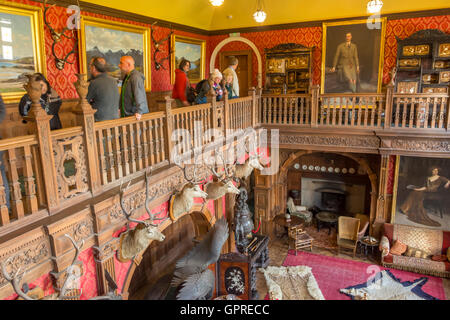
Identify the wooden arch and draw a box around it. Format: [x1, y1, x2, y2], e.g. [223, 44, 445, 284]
[278, 150, 378, 232]
[120, 204, 215, 299]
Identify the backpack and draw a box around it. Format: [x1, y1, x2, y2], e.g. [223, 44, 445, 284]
[186, 86, 197, 103]
[195, 79, 209, 95]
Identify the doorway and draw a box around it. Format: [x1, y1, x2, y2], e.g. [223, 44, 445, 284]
[219, 50, 252, 97]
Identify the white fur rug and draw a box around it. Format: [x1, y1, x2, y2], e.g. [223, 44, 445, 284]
[259, 266, 325, 300]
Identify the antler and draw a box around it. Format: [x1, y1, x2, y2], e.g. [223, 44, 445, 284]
[119, 181, 149, 227]
[175, 152, 205, 185]
[144, 169, 169, 226]
[1, 259, 34, 300]
[43, 0, 77, 42]
[58, 234, 84, 300]
[209, 150, 233, 183]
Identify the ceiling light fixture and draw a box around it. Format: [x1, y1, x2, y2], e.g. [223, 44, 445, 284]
[253, 0, 267, 23]
[367, 0, 383, 14]
[209, 0, 224, 6]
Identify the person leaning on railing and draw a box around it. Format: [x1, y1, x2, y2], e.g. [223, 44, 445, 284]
[86, 56, 120, 122]
[18, 73, 62, 130]
[0, 94, 10, 211]
[172, 59, 192, 107]
[118, 56, 149, 121]
[221, 70, 238, 100]
[195, 69, 223, 105]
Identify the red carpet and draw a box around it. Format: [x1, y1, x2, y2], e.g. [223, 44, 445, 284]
[282, 250, 446, 300]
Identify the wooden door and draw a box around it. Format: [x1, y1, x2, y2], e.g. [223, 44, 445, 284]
[220, 50, 252, 97]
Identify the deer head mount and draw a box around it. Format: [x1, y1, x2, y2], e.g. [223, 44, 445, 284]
[234, 143, 265, 181]
[205, 154, 239, 201]
[170, 161, 208, 221]
[150, 21, 173, 71]
[43, 0, 78, 70]
[117, 170, 168, 262]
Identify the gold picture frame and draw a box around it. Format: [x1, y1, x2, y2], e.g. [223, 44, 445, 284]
[438, 43, 450, 57]
[78, 16, 151, 91]
[321, 17, 386, 94]
[398, 58, 420, 68]
[0, 2, 46, 103]
[170, 34, 205, 84]
[391, 155, 450, 230]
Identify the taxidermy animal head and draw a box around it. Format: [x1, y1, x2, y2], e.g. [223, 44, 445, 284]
[170, 163, 208, 221]
[1, 234, 122, 300]
[235, 153, 264, 181]
[118, 170, 168, 262]
[204, 152, 240, 201]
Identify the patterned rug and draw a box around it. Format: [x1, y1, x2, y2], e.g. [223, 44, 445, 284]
[283, 250, 446, 300]
[304, 225, 337, 250]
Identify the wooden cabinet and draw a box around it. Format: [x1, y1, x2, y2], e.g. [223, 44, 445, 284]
[395, 29, 450, 94]
[264, 43, 314, 94]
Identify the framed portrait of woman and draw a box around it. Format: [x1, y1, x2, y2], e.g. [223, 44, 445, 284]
[391, 156, 450, 230]
[0, 2, 46, 103]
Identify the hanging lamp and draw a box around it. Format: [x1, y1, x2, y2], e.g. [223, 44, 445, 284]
[367, 0, 383, 14]
[209, 0, 224, 6]
[253, 0, 267, 23]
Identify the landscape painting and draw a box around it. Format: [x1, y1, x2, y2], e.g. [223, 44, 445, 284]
[392, 155, 450, 231]
[171, 34, 205, 84]
[79, 17, 150, 90]
[0, 3, 46, 102]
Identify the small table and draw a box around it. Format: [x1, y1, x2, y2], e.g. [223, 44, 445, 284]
[273, 214, 304, 238]
[316, 211, 338, 235]
[359, 236, 379, 260]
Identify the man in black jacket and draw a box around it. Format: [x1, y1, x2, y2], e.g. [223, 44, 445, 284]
[87, 57, 120, 122]
[0, 95, 10, 211]
[118, 56, 149, 121]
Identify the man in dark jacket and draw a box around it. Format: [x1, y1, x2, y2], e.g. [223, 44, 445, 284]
[87, 57, 120, 122]
[0, 95, 10, 211]
[118, 56, 149, 120]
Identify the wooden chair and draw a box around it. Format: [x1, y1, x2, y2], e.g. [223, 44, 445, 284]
[288, 226, 313, 255]
[337, 216, 360, 257]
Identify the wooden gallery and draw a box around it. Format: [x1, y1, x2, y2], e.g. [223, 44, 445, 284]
[0, 0, 449, 302]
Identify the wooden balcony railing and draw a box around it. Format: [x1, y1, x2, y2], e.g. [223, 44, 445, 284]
[261, 84, 450, 131]
[1, 78, 449, 235]
[0, 82, 261, 234]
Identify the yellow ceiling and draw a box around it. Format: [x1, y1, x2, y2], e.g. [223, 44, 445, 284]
[83, 0, 450, 31]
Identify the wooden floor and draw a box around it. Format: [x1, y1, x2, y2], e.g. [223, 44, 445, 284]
[257, 233, 450, 300]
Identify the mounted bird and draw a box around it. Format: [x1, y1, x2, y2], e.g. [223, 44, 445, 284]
[171, 217, 229, 300]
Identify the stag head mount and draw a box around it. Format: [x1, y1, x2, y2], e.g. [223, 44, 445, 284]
[43, 0, 78, 70]
[117, 170, 169, 262]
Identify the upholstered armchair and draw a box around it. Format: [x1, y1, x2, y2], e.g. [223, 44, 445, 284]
[337, 216, 360, 257]
[287, 197, 312, 225]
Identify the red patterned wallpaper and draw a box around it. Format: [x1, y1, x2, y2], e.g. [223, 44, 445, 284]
[7, 0, 209, 98]
[383, 15, 450, 84]
[208, 27, 323, 87]
[387, 155, 396, 195]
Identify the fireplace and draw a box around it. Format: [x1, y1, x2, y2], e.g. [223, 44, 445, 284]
[317, 188, 347, 213]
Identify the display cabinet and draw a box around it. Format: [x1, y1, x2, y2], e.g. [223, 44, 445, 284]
[395, 29, 450, 93]
[264, 43, 314, 94]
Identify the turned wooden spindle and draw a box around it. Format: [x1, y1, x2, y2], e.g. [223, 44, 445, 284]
[73, 73, 94, 114]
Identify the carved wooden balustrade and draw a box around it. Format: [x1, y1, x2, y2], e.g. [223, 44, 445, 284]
[0, 83, 259, 236]
[261, 84, 450, 131]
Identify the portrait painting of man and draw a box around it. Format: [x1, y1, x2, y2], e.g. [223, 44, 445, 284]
[321, 18, 386, 94]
